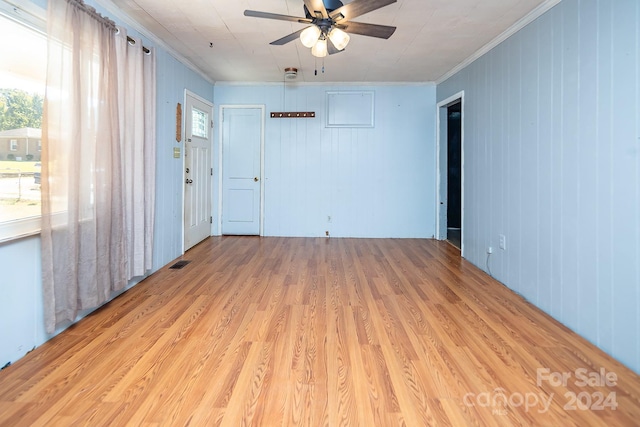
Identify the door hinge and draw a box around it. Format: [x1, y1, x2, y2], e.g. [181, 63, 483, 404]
[210, 119, 214, 129]
[210, 216, 213, 224]
[211, 168, 213, 176]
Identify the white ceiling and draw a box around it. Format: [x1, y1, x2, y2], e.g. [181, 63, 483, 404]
[105, 0, 555, 83]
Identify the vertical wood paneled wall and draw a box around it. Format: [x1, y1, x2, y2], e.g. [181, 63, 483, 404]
[213, 84, 437, 238]
[153, 52, 213, 271]
[437, 0, 640, 373]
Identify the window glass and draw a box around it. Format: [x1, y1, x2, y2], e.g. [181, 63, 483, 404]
[0, 11, 46, 238]
[192, 107, 208, 139]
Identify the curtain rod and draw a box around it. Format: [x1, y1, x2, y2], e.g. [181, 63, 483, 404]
[114, 27, 151, 55]
[70, 0, 116, 29]
[126, 35, 151, 55]
[69, 1, 152, 55]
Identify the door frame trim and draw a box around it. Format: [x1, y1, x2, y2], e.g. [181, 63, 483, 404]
[182, 89, 214, 253]
[435, 91, 465, 256]
[217, 105, 265, 236]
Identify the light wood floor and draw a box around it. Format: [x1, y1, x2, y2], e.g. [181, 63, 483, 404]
[1, 237, 639, 426]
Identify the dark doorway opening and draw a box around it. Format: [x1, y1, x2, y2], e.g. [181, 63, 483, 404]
[447, 101, 462, 249]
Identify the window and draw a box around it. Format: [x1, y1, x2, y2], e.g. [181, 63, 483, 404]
[0, 3, 46, 242]
[192, 108, 209, 139]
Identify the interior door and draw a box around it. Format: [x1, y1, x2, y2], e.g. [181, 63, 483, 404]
[184, 92, 212, 250]
[221, 107, 262, 235]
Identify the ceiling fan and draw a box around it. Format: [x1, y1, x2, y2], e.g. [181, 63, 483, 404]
[244, 0, 397, 58]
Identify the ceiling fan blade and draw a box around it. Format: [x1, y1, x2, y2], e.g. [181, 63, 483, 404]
[327, 37, 344, 55]
[339, 21, 396, 39]
[330, 0, 397, 22]
[270, 28, 307, 46]
[244, 10, 312, 24]
[303, 0, 329, 19]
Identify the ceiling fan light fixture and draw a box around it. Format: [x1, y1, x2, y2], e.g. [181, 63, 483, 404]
[311, 38, 328, 58]
[328, 27, 350, 51]
[300, 25, 321, 48]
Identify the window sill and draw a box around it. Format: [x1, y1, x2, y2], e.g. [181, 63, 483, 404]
[0, 216, 41, 244]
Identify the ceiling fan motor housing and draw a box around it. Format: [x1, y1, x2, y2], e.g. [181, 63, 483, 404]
[304, 0, 344, 18]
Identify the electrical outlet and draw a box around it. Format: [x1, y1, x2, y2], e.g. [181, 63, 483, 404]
[499, 234, 506, 250]
[487, 246, 493, 254]
[325, 231, 330, 237]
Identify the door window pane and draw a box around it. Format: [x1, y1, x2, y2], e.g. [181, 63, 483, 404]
[192, 108, 208, 139]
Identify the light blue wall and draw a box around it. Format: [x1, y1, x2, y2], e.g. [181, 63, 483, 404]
[0, 1, 214, 366]
[153, 52, 213, 270]
[437, 0, 640, 373]
[0, 237, 45, 364]
[213, 84, 437, 238]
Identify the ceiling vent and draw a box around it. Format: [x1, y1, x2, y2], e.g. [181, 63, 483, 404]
[284, 67, 298, 80]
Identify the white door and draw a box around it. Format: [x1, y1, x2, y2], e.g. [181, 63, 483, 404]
[184, 92, 213, 250]
[221, 107, 263, 235]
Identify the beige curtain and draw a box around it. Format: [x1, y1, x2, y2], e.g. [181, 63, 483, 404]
[143, 40, 157, 273]
[42, 0, 155, 333]
[115, 28, 156, 280]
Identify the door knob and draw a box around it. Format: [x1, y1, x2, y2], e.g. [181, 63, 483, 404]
[254, 177, 259, 182]
[185, 179, 193, 184]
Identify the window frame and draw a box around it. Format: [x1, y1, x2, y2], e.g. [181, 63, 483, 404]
[0, 0, 46, 243]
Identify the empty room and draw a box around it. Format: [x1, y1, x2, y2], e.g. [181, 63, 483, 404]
[0, 0, 639, 425]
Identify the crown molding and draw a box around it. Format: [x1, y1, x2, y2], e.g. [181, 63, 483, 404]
[436, 0, 562, 84]
[214, 81, 436, 87]
[93, 0, 214, 85]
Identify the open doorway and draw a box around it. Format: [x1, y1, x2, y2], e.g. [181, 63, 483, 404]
[436, 92, 464, 253]
[446, 102, 462, 248]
